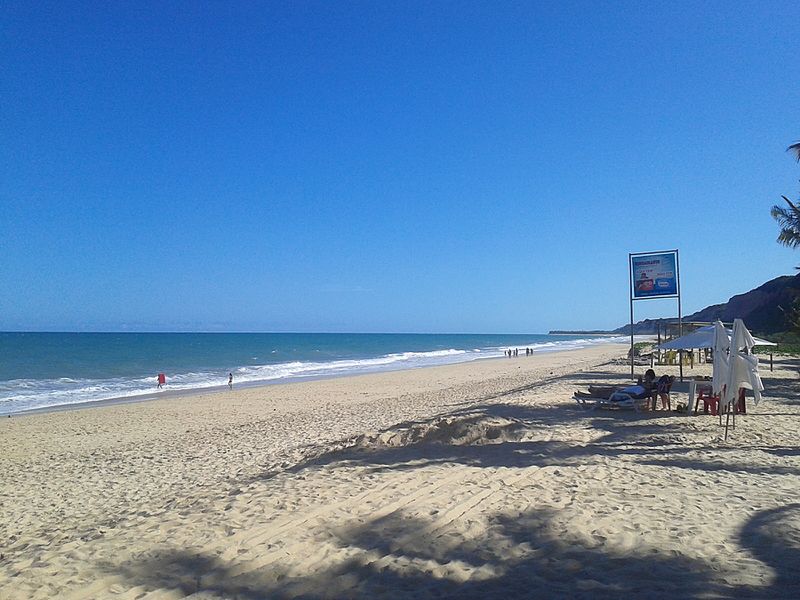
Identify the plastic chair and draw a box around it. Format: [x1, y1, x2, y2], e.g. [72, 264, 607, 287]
[694, 385, 719, 415]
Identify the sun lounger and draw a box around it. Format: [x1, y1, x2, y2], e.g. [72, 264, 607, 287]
[574, 385, 651, 411]
[574, 391, 600, 408]
[587, 384, 623, 399]
[603, 389, 650, 411]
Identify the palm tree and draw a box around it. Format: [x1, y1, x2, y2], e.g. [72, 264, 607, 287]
[771, 142, 800, 249]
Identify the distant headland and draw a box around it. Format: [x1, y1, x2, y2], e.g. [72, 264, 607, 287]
[551, 272, 800, 337]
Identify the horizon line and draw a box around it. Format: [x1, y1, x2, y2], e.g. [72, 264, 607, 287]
[0, 330, 581, 336]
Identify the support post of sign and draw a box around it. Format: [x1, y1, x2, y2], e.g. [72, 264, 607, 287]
[657, 321, 662, 365]
[629, 254, 635, 379]
[677, 249, 683, 382]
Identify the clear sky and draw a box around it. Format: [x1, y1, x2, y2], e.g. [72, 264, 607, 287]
[2, 1, 799, 333]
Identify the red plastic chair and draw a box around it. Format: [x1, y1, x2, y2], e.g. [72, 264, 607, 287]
[694, 385, 719, 416]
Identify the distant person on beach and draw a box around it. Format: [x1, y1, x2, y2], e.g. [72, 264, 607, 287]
[228, 372, 233, 389]
[157, 373, 166, 389]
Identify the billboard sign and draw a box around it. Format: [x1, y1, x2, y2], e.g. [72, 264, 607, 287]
[630, 251, 678, 299]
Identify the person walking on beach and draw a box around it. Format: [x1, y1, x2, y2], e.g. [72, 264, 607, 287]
[157, 373, 166, 389]
[228, 372, 233, 389]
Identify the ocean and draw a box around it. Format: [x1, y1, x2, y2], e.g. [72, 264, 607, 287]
[0, 332, 626, 415]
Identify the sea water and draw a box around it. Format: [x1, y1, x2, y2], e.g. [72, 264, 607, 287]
[0, 332, 626, 415]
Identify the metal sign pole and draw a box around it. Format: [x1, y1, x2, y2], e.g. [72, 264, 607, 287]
[657, 321, 662, 365]
[676, 249, 683, 381]
[629, 254, 635, 379]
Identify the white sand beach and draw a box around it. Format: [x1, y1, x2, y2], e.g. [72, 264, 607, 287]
[1, 344, 799, 599]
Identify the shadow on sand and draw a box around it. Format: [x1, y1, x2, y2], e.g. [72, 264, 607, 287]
[738, 503, 800, 598]
[108, 506, 727, 599]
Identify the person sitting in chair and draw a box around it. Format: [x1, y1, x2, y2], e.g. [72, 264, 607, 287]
[637, 369, 657, 410]
[656, 374, 675, 410]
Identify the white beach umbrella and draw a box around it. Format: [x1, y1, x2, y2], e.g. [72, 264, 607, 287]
[723, 318, 764, 409]
[711, 321, 730, 397]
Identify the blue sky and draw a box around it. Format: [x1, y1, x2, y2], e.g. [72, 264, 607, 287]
[2, 1, 799, 333]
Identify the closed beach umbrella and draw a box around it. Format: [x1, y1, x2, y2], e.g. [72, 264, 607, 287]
[722, 319, 765, 440]
[711, 321, 730, 397]
[723, 319, 764, 409]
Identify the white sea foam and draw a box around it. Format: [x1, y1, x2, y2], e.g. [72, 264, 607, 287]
[0, 336, 628, 415]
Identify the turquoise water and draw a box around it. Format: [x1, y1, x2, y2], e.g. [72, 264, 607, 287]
[0, 332, 624, 414]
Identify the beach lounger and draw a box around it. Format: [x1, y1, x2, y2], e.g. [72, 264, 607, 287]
[574, 391, 600, 409]
[574, 385, 651, 411]
[587, 384, 623, 399]
[603, 389, 650, 411]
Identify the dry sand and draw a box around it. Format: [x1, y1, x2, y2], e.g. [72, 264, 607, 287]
[1, 344, 799, 599]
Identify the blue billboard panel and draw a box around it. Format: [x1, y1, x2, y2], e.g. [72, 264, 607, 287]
[631, 252, 678, 299]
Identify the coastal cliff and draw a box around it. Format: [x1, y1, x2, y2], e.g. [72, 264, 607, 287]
[551, 273, 800, 336]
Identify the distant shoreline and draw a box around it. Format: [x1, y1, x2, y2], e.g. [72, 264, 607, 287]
[548, 330, 617, 335]
[3, 352, 505, 418]
[5, 341, 631, 418]
[1, 332, 632, 416]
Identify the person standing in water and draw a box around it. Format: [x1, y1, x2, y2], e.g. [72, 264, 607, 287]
[228, 372, 233, 389]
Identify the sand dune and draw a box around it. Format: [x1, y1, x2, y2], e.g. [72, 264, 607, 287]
[2, 345, 799, 598]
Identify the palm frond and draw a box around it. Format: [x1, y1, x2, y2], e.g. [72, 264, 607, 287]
[789, 142, 800, 162]
[771, 205, 790, 221]
[777, 229, 800, 248]
[772, 196, 800, 248]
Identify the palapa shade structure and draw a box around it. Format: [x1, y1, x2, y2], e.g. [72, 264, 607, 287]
[656, 323, 776, 377]
[656, 325, 775, 350]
